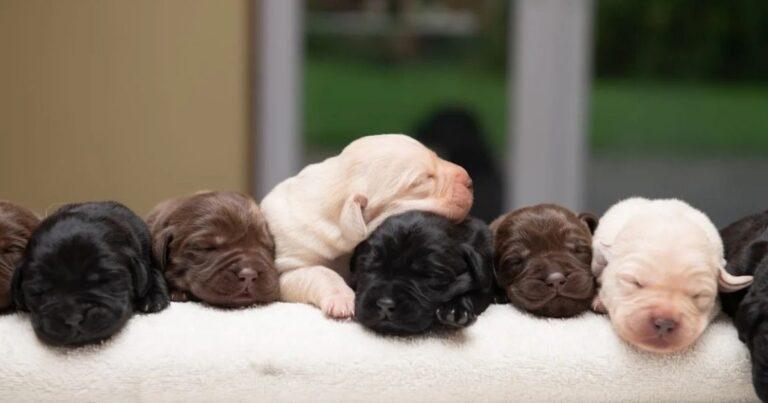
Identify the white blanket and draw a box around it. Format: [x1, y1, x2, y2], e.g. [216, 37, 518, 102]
[0, 303, 758, 402]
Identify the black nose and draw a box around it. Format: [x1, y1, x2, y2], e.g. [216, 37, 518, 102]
[376, 297, 395, 313]
[545, 272, 566, 287]
[64, 313, 85, 328]
[652, 317, 677, 335]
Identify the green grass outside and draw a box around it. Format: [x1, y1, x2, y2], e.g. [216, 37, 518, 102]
[305, 58, 768, 156]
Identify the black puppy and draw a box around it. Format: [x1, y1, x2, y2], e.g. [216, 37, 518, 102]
[720, 210, 768, 401]
[415, 106, 503, 222]
[351, 211, 496, 335]
[12, 201, 170, 346]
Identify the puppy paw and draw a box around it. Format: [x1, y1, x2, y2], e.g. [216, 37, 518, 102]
[320, 291, 355, 319]
[437, 298, 477, 328]
[137, 290, 171, 313]
[591, 295, 607, 314]
[170, 290, 189, 302]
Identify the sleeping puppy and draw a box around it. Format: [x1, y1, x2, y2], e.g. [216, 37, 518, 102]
[12, 202, 170, 346]
[261, 134, 474, 318]
[719, 211, 768, 401]
[0, 201, 40, 310]
[491, 204, 598, 318]
[591, 197, 753, 353]
[146, 191, 279, 307]
[351, 211, 495, 334]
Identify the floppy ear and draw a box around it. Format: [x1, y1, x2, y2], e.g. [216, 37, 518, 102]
[719, 267, 753, 292]
[152, 228, 173, 271]
[489, 215, 505, 234]
[578, 212, 599, 234]
[340, 194, 368, 242]
[461, 243, 493, 290]
[10, 264, 26, 311]
[591, 240, 611, 278]
[125, 250, 150, 300]
[735, 294, 765, 344]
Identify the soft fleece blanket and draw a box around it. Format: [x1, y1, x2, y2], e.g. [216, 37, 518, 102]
[0, 303, 757, 402]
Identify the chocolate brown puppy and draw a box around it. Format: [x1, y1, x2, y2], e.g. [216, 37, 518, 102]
[0, 201, 39, 310]
[491, 204, 598, 318]
[147, 191, 279, 307]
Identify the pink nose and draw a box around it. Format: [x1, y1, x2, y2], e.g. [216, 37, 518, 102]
[651, 317, 677, 335]
[238, 268, 258, 283]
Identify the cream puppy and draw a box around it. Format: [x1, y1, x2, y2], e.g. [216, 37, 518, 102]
[592, 197, 752, 353]
[261, 134, 473, 318]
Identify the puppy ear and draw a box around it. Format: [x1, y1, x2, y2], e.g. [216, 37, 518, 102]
[340, 194, 368, 242]
[489, 215, 505, 234]
[125, 250, 150, 300]
[736, 294, 765, 344]
[591, 241, 611, 278]
[152, 229, 173, 271]
[578, 212, 599, 234]
[146, 199, 180, 271]
[461, 243, 493, 290]
[719, 268, 753, 293]
[10, 263, 26, 311]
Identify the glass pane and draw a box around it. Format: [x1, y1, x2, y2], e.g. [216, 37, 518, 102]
[304, 0, 509, 221]
[588, 0, 768, 225]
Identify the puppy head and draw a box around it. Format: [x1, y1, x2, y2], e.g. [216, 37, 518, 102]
[339, 135, 473, 233]
[13, 219, 139, 346]
[351, 211, 489, 334]
[147, 191, 279, 307]
[600, 216, 752, 353]
[0, 201, 39, 309]
[492, 204, 597, 318]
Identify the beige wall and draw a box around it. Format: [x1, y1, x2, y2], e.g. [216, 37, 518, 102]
[0, 0, 252, 216]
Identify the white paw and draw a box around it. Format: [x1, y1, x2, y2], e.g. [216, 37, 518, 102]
[320, 291, 355, 319]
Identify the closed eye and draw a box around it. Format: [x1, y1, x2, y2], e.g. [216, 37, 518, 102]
[622, 277, 644, 289]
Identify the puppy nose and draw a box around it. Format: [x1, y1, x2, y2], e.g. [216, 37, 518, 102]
[64, 313, 84, 328]
[545, 272, 566, 287]
[652, 317, 677, 335]
[238, 268, 258, 283]
[376, 297, 395, 312]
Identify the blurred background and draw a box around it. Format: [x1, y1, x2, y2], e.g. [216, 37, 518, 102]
[1, 0, 767, 226]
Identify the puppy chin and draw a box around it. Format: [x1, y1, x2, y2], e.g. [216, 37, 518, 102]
[612, 310, 704, 354]
[354, 289, 435, 335]
[32, 309, 131, 347]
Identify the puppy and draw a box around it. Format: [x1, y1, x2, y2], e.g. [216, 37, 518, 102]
[261, 134, 474, 318]
[719, 211, 768, 401]
[591, 197, 753, 353]
[491, 204, 598, 318]
[12, 202, 170, 346]
[146, 191, 279, 307]
[351, 211, 495, 334]
[0, 201, 40, 310]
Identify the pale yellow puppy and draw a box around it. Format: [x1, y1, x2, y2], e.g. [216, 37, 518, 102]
[261, 134, 474, 318]
[591, 197, 752, 353]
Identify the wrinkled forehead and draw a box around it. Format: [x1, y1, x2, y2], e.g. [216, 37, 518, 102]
[499, 209, 589, 251]
[617, 249, 718, 289]
[174, 196, 255, 234]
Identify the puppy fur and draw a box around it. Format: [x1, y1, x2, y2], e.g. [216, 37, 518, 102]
[491, 204, 598, 318]
[147, 191, 279, 307]
[261, 134, 474, 318]
[591, 197, 752, 353]
[12, 201, 170, 346]
[719, 210, 768, 401]
[0, 201, 40, 310]
[351, 211, 495, 334]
